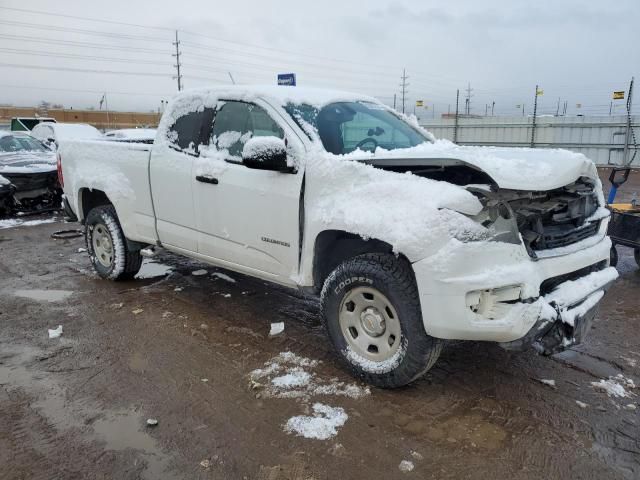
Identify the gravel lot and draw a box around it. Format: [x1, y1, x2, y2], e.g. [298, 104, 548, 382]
[0, 169, 638, 479]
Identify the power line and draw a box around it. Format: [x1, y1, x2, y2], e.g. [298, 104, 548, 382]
[0, 62, 173, 78]
[0, 5, 175, 31]
[0, 47, 170, 66]
[0, 19, 169, 43]
[0, 33, 170, 55]
[0, 83, 170, 97]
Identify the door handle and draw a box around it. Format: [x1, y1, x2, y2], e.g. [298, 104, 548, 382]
[195, 175, 219, 185]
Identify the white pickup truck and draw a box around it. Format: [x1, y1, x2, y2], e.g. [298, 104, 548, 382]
[58, 86, 618, 388]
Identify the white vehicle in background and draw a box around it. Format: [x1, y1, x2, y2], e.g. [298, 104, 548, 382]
[58, 85, 617, 388]
[31, 122, 102, 150]
[104, 128, 157, 144]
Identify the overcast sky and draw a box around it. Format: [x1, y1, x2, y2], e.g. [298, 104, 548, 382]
[0, 0, 638, 117]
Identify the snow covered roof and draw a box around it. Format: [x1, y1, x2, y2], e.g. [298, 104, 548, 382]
[105, 128, 156, 140]
[175, 85, 378, 108]
[35, 122, 102, 140]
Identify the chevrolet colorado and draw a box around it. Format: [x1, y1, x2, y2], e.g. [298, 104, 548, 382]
[58, 86, 617, 387]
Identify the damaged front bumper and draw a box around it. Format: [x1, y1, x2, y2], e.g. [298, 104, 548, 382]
[499, 267, 617, 354]
[413, 229, 618, 353]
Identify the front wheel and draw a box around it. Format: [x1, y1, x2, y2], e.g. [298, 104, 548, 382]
[85, 205, 142, 280]
[321, 253, 443, 388]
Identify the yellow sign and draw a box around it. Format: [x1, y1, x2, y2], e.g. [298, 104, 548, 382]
[536, 88, 544, 96]
[416, 100, 424, 107]
[613, 91, 625, 100]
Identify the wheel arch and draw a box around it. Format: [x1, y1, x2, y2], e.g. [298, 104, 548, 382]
[312, 230, 409, 292]
[78, 188, 112, 222]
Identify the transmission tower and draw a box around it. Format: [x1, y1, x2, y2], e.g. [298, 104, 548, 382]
[465, 82, 473, 115]
[172, 30, 183, 91]
[400, 69, 409, 114]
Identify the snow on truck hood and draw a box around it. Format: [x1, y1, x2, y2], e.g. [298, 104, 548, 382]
[352, 140, 597, 191]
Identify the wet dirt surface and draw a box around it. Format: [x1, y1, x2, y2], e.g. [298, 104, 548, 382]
[1, 212, 639, 479]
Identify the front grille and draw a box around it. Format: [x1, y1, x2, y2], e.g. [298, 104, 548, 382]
[511, 177, 600, 254]
[538, 221, 600, 249]
[539, 260, 607, 296]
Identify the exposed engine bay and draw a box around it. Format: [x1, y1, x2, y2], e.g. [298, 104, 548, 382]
[365, 158, 601, 256]
[0, 171, 62, 216]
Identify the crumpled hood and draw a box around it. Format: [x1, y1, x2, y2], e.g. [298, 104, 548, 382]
[0, 151, 57, 174]
[355, 139, 597, 191]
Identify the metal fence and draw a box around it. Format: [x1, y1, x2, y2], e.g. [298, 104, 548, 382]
[419, 115, 639, 166]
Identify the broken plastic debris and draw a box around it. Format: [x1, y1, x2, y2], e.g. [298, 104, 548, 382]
[211, 272, 236, 283]
[399, 460, 415, 473]
[200, 459, 211, 469]
[538, 379, 556, 387]
[146, 418, 158, 427]
[575, 400, 588, 409]
[132, 308, 144, 315]
[111, 303, 124, 309]
[269, 322, 285, 336]
[48, 325, 63, 339]
[201, 378, 209, 383]
[192, 269, 208, 276]
[77, 247, 87, 253]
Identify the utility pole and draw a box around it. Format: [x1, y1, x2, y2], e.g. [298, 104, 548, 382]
[531, 84, 540, 148]
[491, 101, 495, 116]
[556, 97, 561, 116]
[400, 69, 409, 114]
[172, 30, 183, 91]
[622, 76, 635, 165]
[454, 89, 460, 144]
[393, 94, 397, 111]
[465, 82, 473, 115]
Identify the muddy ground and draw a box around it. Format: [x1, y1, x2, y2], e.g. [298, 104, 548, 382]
[1, 171, 639, 480]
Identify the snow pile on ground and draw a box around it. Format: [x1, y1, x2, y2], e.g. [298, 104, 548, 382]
[48, 325, 63, 339]
[398, 460, 415, 473]
[0, 217, 57, 229]
[191, 269, 208, 276]
[591, 374, 636, 398]
[269, 322, 284, 336]
[249, 352, 369, 440]
[135, 260, 173, 279]
[284, 403, 348, 440]
[249, 351, 370, 400]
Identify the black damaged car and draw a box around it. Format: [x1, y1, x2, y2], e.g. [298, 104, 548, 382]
[0, 132, 62, 216]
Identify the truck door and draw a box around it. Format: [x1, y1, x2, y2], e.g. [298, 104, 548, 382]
[150, 107, 213, 252]
[193, 100, 304, 283]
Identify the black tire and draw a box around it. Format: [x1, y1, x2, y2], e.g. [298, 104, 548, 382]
[635, 248, 640, 268]
[610, 245, 618, 268]
[85, 205, 142, 281]
[321, 253, 443, 388]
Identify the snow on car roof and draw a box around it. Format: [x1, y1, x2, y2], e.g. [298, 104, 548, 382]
[35, 122, 102, 139]
[174, 85, 378, 108]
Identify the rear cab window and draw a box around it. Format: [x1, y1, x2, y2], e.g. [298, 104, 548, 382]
[167, 108, 214, 155]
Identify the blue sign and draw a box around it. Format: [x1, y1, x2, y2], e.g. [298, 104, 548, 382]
[277, 73, 296, 86]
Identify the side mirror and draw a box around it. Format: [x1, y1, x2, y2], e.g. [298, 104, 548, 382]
[241, 136, 293, 172]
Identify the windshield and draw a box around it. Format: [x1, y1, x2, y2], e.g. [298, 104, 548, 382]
[0, 135, 48, 153]
[285, 101, 431, 155]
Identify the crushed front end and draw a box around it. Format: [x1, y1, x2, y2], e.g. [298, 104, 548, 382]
[413, 175, 618, 354]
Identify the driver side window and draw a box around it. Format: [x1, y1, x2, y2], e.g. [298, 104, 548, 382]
[211, 101, 284, 159]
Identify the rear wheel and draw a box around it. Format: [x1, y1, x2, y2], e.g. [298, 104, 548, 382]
[85, 205, 142, 280]
[321, 253, 443, 388]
